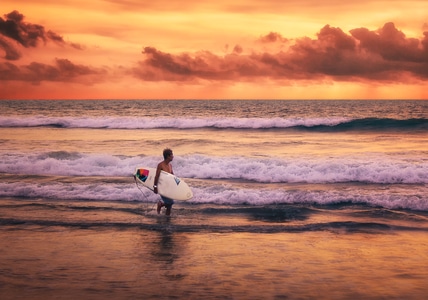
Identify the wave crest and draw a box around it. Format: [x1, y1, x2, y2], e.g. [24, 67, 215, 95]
[1, 116, 426, 131]
[0, 152, 426, 184]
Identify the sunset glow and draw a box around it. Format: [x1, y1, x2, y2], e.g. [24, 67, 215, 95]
[1, 0, 427, 99]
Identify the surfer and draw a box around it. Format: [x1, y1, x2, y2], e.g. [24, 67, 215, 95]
[154, 148, 175, 216]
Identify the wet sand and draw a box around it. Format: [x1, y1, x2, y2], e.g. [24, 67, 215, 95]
[1, 200, 428, 300]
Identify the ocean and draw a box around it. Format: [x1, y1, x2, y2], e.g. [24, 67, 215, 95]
[0, 99, 427, 299]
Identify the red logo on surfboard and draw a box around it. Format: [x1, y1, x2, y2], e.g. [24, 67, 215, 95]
[137, 169, 149, 182]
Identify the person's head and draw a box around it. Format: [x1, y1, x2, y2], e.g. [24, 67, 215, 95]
[163, 148, 173, 160]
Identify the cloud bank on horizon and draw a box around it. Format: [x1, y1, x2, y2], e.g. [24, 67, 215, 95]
[1, 8, 427, 99]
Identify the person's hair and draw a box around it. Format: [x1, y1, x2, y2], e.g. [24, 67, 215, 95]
[163, 148, 173, 159]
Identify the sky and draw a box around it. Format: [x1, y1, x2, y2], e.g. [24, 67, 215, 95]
[1, 0, 427, 99]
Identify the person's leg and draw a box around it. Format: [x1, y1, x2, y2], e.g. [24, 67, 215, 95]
[165, 205, 172, 216]
[157, 200, 164, 214]
[161, 196, 174, 215]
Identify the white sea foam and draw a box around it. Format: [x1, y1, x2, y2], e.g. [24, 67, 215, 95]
[0, 151, 426, 184]
[0, 180, 426, 211]
[0, 115, 351, 129]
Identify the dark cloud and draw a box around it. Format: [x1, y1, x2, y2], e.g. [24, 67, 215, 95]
[46, 30, 65, 44]
[0, 11, 99, 85]
[135, 46, 267, 81]
[351, 22, 426, 62]
[286, 25, 373, 78]
[134, 23, 428, 82]
[0, 36, 21, 60]
[0, 10, 64, 47]
[0, 10, 68, 60]
[233, 45, 243, 54]
[258, 32, 288, 43]
[0, 58, 106, 83]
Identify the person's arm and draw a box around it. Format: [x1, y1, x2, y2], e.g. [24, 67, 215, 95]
[153, 164, 161, 194]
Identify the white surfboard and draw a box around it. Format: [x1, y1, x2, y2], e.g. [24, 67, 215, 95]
[134, 167, 193, 201]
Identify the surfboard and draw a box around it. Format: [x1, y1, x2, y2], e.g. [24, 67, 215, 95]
[134, 167, 193, 201]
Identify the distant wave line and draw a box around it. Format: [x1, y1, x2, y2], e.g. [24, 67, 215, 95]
[0, 116, 427, 131]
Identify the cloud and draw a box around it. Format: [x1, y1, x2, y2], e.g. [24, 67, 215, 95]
[350, 22, 427, 62]
[349, 23, 428, 79]
[1, 10, 427, 87]
[258, 32, 288, 44]
[133, 46, 271, 82]
[0, 58, 106, 83]
[0, 10, 65, 47]
[133, 23, 428, 83]
[0, 35, 21, 60]
[0, 10, 104, 86]
[0, 10, 71, 60]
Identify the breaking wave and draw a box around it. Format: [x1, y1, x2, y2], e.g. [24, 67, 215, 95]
[0, 151, 426, 184]
[0, 116, 426, 131]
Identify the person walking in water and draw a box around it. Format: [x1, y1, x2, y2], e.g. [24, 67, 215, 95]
[154, 148, 175, 216]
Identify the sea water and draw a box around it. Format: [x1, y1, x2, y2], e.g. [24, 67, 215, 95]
[0, 100, 427, 299]
[0, 100, 426, 208]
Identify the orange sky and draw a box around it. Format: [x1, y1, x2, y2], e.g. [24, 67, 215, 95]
[1, 0, 427, 99]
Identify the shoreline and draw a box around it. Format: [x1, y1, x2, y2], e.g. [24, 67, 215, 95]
[1, 198, 428, 299]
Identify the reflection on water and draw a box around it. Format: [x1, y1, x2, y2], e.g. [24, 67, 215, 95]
[0, 200, 427, 299]
[144, 216, 190, 288]
[153, 217, 179, 265]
